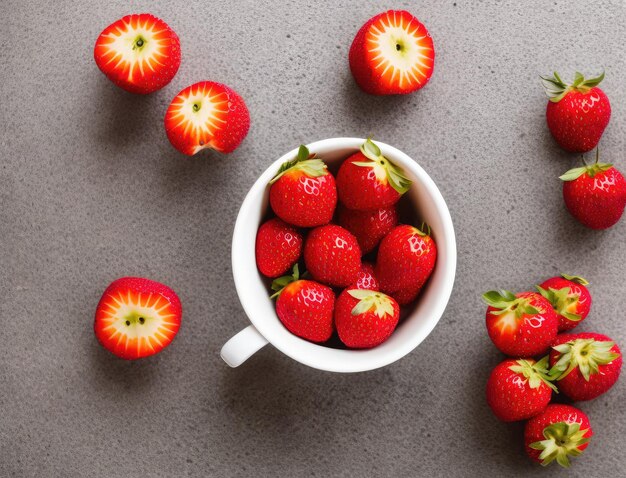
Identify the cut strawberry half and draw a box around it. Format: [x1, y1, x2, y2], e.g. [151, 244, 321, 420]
[94, 277, 182, 360]
[164, 81, 250, 155]
[94, 13, 181, 94]
[349, 10, 435, 95]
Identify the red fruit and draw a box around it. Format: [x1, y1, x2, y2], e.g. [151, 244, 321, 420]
[392, 284, 422, 306]
[525, 404, 592, 468]
[164, 81, 250, 155]
[537, 274, 591, 331]
[482, 290, 558, 357]
[352, 262, 380, 291]
[549, 332, 622, 401]
[334, 289, 400, 348]
[349, 10, 435, 95]
[560, 158, 626, 229]
[94, 14, 181, 95]
[337, 204, 398, 254]
[541, 71, 610, 153]
[304, 225, 361, 288]
[269, 145, 337, 227]
[94, 277, 182, 360]
[255, 218, 303, 278]
[486, 357, 556, 422]
[376, 224, 436, 294]
[336, 139, 411, 211]
[271, 266, 334, 343]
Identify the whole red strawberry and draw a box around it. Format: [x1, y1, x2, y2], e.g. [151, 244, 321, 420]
[486, 356, 557, 422]
[336, 139, 411, 210]
[269, 145, 337, 227]
[304, 225, 361, 287]
[271, 265, 335, 343]
[525, 404, 592, 468]
[352, 262, 379, 291]
[337, 204, 398, 254]
[560, 156, 626, 229]
[94, 14, 181, 95]
[549, 332, 622, 401]
[376, 224, 436, 295]
[334, 289, 400, 348]
[349, 10, 435, 95]
[537, 274, 591, 331]
[482, 290, 558, 357]
[255, 218, 303, 278]
[541, 71, 610, 153]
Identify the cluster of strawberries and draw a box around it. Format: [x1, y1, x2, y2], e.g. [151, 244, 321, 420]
[541, 72, 626, 229]
[255, 139, 437, 349]
[483, 274, 622, 468]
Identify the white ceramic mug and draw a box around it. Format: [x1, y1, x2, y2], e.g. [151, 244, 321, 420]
[221, 138, 456, 372]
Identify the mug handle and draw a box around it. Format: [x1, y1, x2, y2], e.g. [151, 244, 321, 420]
[220, 325, 269, 367]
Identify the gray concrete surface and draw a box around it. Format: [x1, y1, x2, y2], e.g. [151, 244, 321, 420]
[1, 0, 625, 476]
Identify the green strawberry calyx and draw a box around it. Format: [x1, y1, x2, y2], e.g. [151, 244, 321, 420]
[482, 290, 540, 318]
[540, 70, 605, 103]
[529, 421, 591, 468]
[536, 285, 582, 323]
[550, 338, 620, 381]
[559, 162, 613, 181]
[348, 289, 395, 318]
[353, 138, 412, 195]
[270, 145, 327, 184]
[270, 264, 300, 299]
[509, 356, 558, 393]
[561, 273, 589, 286]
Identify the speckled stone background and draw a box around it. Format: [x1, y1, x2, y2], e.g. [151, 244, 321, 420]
[1, 0, 625, 476]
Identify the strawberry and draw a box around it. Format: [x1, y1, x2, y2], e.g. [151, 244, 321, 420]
[549, 332, 622, 401]
[486, 356, 557, 422]
[482, 290, 558, 357]
[392, 284, 423, 306]
[376, 224, 436, 295]
[352, 262, 380, 291]
[164, 81, 250, 155]
[269, 145, 337, 227]
[349, 10, 435, 95]
[94, 277, 182, 360]
[337, 204, 398, 254]
[255, 218, 303, 278]
[334, 289, 400, 348]
[94, 14, 181, 95]
[271, 265, 334, 343]
[525, 404, 592, 468]
[304, 225, 361, 288]
[541, 71, 610, 153]
[336, 139, 411, 211]
[536, 274, 591, 331]
[560, 155, 626, 229]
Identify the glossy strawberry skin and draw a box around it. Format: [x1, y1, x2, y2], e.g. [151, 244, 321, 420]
[546, 88, 610, 153]
[391, 284, 423, 306]
[255, 218, 303, 278]
[539, 277, 591, 331]
[524, 404, 592, 464]
[334, 289, 400, 348]
[352, 262, 380, 291]
[304, 225, 361, 287]
[486, 359, 552, 422]
[485, 292, 558, 357]
[563, 166, 626, 229]
[94, 14, 181, 95]
[336, 153, 401, 210]
[337, 204, 398, 254]
[275, 280, 335, 343]
[269, 170, 337, 227]
[376, 225, 437, 294]
[549, 332, 622, 401]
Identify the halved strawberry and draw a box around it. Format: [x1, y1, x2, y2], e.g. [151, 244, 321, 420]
[349, 10, 435, 95]
[94, 277, 182, 360]
[164, 81, 250, 155]
[94, 13, 181, 94]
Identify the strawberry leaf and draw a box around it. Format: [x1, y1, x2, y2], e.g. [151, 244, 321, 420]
[561, 273, 589, 286]
[559, 166, 588, 182]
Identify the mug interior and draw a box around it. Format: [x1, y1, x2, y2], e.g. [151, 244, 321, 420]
[232, 138, 456, 372]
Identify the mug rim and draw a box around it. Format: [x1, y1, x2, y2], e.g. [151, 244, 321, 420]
[231, 137, 456, 372]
